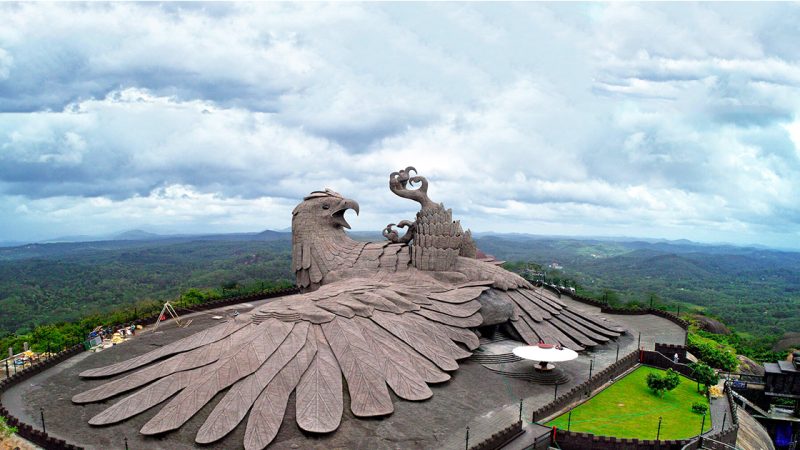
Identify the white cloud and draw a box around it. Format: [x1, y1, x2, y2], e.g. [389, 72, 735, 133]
[0, 3, 799, 249]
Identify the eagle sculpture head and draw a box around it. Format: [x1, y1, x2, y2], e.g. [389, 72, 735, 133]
[292, 189, 360, 238]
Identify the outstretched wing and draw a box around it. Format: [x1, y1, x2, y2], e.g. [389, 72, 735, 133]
[453, 255, 625, 350]
[74, 275, 484, 450]
[501, 286, 625, 350]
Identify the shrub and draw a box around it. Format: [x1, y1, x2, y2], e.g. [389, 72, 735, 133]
[646, 369, 682, 397]
[0, 416, 17, 440]
[691, 402, 708, 415]
[687, 333, 738, 371]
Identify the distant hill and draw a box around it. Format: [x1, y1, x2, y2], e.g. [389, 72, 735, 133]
[255, 229, 291, 241]
[0, 236, 294, 335]
[474, 235, 800, 349]
[1, 230, 796, 353]
[114, 229, 163, 240]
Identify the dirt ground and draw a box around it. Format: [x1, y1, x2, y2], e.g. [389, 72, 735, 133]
[0, 435, 39, 450]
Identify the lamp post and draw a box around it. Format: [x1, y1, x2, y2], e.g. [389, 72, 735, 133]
[588, 358, 594, 380]
[700, 413, 707, 435]
[40, 407, 46, 434]
[465, 426, 469, 450]
[656, 416, 662, 440]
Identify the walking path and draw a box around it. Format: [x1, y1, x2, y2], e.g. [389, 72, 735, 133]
[438, 298, 687, 449]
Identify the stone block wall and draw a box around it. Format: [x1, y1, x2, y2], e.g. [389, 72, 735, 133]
[0, 344, 86, 450]
[554, 429, 690, 450]
[469, 420, 523, 450]
[560, 291, 690, 331]
[655, 343, 687, 362]
[530, 351, 639, 423]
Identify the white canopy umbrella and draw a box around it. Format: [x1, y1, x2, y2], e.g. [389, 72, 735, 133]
[513, 343, 578, 371]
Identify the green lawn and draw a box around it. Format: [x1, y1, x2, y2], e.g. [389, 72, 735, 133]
[546, 366, 712, 440]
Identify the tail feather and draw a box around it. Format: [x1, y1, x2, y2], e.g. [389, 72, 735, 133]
[139, 319, 294, 435]
[245, 336, 318, 450]
[295, 326, 344, 433]
[194, 322, 310, 444]
[321, 317, 393, 417]
[79, 319, 250, 378]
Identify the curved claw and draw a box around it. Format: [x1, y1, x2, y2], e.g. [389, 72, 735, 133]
[382, 220, 416, 244]
[383, 224, 399, 242]
[388, 166, 436, 210]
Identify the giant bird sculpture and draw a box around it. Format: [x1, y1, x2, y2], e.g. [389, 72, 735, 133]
[74, 167, 623, 449]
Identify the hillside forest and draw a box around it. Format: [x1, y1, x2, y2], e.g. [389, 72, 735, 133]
[0, 232, 797, 363]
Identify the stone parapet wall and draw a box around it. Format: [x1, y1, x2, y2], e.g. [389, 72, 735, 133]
[0, 344, 85, 450]
[531, 351, 639, 423]
[641, 349, 696, 379]
[469, 420, 523, 450]
[554, 429, 690, 450]
[131, 287, 300, 327]
[655, 343, 687, 362]
[560, 290, 690, 331]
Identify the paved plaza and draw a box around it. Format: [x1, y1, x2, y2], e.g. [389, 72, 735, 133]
[3, 293, 687, 449]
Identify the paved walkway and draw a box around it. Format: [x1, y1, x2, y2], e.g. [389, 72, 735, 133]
[438, 302, 687, 449]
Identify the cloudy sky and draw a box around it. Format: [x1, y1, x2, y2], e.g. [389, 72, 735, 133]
[1, 3, 799, 249]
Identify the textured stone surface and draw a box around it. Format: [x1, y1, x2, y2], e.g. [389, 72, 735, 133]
[70, 168, 627, 449]
[475, 289, 515, 326]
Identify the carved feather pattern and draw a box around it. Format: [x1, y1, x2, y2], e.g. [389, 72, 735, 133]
[79, 318, 250, 378]
[74, 327, 244, 403]
[321, 317, 393, 417]
[371, 310, 460, 371]
[139, 319, 294, 434]
[245, 335, 318, 450]
[194, 322, 310, 444]
[295, 326, 343, 433]
[357, 318, 432, 401]
[88, 366, 205, 425]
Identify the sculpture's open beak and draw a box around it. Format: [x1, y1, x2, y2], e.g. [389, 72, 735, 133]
[332, 198, 359, 229]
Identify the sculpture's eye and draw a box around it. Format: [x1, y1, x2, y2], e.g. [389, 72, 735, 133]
[322, 204, 330, 210]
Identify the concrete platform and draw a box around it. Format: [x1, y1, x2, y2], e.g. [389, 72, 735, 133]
[2, 296, 687, 449]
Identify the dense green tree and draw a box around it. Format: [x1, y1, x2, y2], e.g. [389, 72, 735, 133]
[689, 362, 719, 393]
[647, 369, 681, 397]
